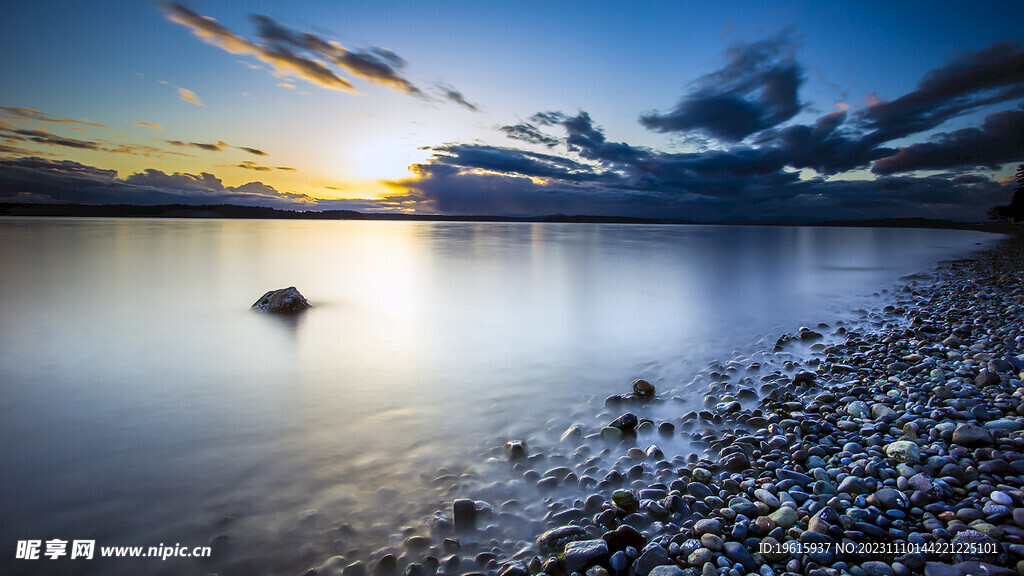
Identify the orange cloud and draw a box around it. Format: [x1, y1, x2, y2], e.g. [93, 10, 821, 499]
[135, 122, 164, 130]
[177, 87, 204, 106]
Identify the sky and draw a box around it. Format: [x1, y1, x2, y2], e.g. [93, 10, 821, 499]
[0, 0, 1022, 221]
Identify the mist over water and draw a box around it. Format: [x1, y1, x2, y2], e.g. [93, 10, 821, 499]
[0, 218, 998, 574]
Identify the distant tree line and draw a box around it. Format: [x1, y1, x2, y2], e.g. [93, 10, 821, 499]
[988, 164, 1024, 223]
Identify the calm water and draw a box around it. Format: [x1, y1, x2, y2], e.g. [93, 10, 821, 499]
[0, 218, 998, 574]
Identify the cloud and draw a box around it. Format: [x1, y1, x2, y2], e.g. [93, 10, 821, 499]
[438, 86, 479, 112]
[176, 87, 204, 106]
[161, 3, 355, 92]
[391, 136, 1013, 221]
[162, 4, 473, 105]
[0, 106, 107, 128]
[390, 48, 1022, 221]
[871, 107, 1024, 175]
[3, 128, 103, 150]
[640, 32, 805, 142]
[0, 156, 381, 210]
[227, 160, 296, 172]
[857, 41, 1024, 145]
[500, 122, 560, 147]
[251, 14, 422, 96]
[135, 122, 164, 130]
[165, 139, 267, 155]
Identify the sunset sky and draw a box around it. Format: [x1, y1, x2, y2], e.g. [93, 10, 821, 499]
[1, 0, 1022, 220]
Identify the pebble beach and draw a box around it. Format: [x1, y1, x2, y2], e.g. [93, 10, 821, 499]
[309, 230, 1024, 576]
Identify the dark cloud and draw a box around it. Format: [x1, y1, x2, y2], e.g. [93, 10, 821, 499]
[0, 156, 380, 211]
[428, 143, 600, 182]
[439, 86, 480, 112]
[228, 160, 296, 172]
[5, 128, 102, 150]
[0, 106, 107, 128]
[858, 41, 1024, 144]
[640, 33, 805, 142]
[251, 13, 423, 95]
[392, 139, 1012, 220]
[500, 123, 560, 147]
[165, 139, 268, 155]
[871, 107, 1024, 175]
[235, 146, 268, 156]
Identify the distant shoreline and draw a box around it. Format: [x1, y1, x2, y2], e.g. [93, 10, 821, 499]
[1, 202, 1020, 236]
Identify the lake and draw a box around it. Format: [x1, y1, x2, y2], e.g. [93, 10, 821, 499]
[0, 218, 998, 575]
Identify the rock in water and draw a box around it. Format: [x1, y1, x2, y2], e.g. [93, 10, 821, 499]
[452, 499, 476, 530]
[252, 286, 312, 313]
[632, 379, 655, 399]
[504, 440, 528, 461]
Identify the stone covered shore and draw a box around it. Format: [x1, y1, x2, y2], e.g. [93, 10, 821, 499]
[313, 232, 1024, 576]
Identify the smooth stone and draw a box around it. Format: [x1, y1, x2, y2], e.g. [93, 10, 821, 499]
[610, 413, 639, 431]
[754, 489, 780, 509]
[633, 544, 668, 576]
[723, 541, 756, 571]
[537, 525, 588, 553]
[691, 468, 713, 485]
[648, 567, 684, 576]
[633, 379, 656, 399]
[564, 539, 609, 573]
[612, 490, 640, 513]
[688, 482, 713, 500]
[861, 561, 895, 576]
[693, 519, 722, 536]
[838, 476, 870, 494]
[951, 424, 994, 447]
[886, 441, 922, 464]
[769, 507, 799, 529]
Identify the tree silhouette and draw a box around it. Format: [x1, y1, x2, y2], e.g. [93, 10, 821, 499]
[1011, 164, 1024, 222]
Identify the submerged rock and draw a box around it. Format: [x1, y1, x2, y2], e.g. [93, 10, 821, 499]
[632, 379, 655, 399]
[252, 286, 312, 313]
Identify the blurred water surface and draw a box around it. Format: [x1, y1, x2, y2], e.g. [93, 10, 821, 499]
[0, 218, 997, 574]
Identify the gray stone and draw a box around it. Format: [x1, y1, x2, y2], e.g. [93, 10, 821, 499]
[838, 476, 869, 494]
[612, 490, 639, 513]
[754, 488, 780, 509]
[847, 401, 870, 418]
[951, 424, 994, 447]
[769, 506, 799, 529]
[886, 440, 921, 464]
[693, 519, 722, 536]
[564, 539, 609, 573]
[648, 567, 684, 576]
[537, 525, 588, 552]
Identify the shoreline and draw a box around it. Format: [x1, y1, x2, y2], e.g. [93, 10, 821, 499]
[1, 204, 1021, 237]
[309, 235, 1024, 576]
[503, 235, 1024, 576]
